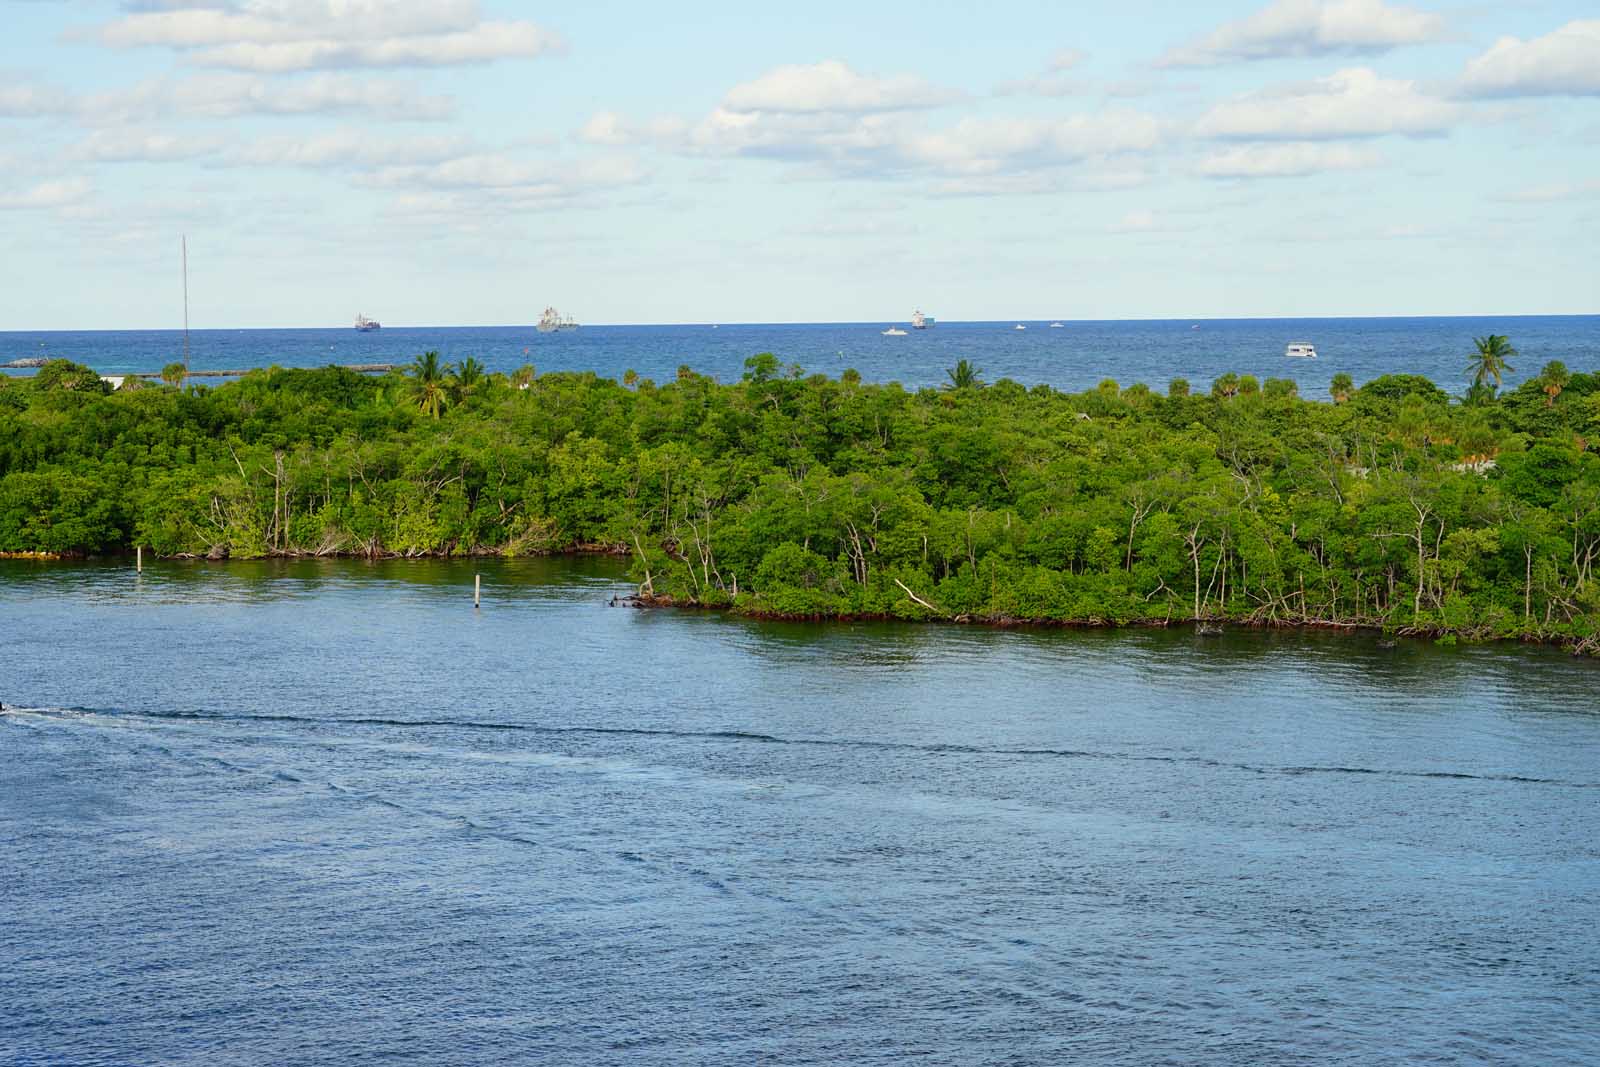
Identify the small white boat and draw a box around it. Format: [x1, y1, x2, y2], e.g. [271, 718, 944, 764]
[1014, 324, 1027, 330]
[1049, 322, 1064, 328]
[883, 327, 908, 336]
[1285, 341, 1317, 358]
[1191, 324, 1200, 330]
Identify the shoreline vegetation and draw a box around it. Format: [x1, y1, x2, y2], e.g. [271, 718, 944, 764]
[2, 345, 1598, 655]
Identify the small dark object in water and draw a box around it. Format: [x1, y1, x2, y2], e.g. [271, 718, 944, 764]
[1196, 622, 1223, 636]
[1377, 638, 1398, 650]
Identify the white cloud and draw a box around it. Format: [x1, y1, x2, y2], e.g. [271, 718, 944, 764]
[1494, 179, 1600, 204]
[2, 71, 455, 124]
[0, 177, 94, 210]
[672, 106, 1167, 181]
[899, 113, 1164, 175]
[96, 2, 480, 47]
[1160, 0, 1449, 67]
[924, 173, 1070, 197]
[70, 128, 227, 162]
[581, 61, 1165, 190]
[0, 83, 75, 118]
[86, 1, 563, 72]
[83, 73, 457, 123]
[365, 153, 648, 202]
[723, 60, 958, 114]
[994, 73, 1091, 98]
[184, 23, 560, 73]
[1459, 20, 1600, 99]
[224, 130, 476, 168]
[575, 112, 688, 149]
[577, 111, 633, 147]
[1197, 141, 1383, 177]
[1110, 209, 1158, 232]
[1195, 68, 1459, 140]
[995, 47, 1092, 97]
[1104, 209, 1202, 234]
[1048, 48, 1089, 72]
[683, 107, 899, 162]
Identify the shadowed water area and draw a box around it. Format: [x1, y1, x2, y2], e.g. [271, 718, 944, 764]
[3, 557, 1598, 1065]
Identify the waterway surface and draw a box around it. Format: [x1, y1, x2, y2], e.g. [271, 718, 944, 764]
[2, 558, 1598, 1065]
[4, 315, 1597, 397]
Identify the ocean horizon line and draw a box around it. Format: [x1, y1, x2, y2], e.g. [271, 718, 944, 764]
[3, 311, 1597, 334]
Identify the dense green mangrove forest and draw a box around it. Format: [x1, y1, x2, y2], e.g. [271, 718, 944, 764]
[3, 345, 1599, 648]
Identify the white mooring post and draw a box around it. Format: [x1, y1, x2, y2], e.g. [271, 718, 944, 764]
[474, 573, 481, 609]
[136, 546, 143, 573]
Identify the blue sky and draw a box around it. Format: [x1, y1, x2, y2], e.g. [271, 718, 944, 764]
[2, 0, 1596, 328]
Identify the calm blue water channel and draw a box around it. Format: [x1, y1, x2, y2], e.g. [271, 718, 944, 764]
[4, 315, 1597, 397]
[2, 557, 1597, 1065]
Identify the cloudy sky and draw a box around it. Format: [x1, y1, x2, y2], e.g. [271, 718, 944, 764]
[3, 1, 1596, 328]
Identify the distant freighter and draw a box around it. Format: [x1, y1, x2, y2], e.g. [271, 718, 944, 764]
[912, 309, 935, 329]
[538, 307, 578, 332]
[354, 314, 380, 331]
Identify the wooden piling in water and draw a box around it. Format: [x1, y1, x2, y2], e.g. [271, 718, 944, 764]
[475, 573, 481, 609]
[136, 546, 142, 573]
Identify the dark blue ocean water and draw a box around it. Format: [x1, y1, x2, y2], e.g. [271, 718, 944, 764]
[4, 316, 1597, 397]
[3, 557, 1598, 1065]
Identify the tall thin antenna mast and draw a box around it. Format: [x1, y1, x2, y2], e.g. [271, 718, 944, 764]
[181, 235, 190, 374]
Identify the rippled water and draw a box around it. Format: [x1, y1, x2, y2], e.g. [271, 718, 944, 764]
[4, 315, 1597, 397]
[3, 558, 1598, 1065]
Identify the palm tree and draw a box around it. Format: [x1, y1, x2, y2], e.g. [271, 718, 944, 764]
[1211, 372, 1240, 399]
[1330, 372, 1354, 404]
[945, 359, 983, 390]
[1467, 334, 1516, 393]
[511, 363, 536, 390]
[451, 356, 484, 402]
[456, 356, 484, 386]
[1168, 378, 1190, 398]
[1538, 360, 1569, 408]
[409, 350, 449, 418]
[161, 361, 187, 388]
[621, 368, 638, 389]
